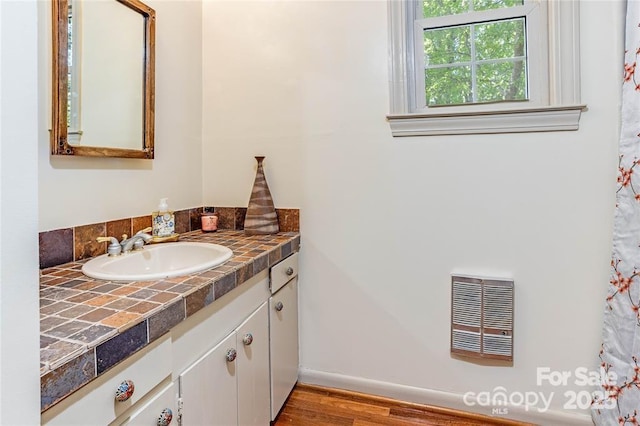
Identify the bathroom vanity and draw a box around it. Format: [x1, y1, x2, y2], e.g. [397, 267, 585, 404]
[39, 231, 300, 425]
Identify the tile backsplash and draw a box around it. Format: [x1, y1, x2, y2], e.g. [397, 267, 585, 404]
[39, 207, 300, 269]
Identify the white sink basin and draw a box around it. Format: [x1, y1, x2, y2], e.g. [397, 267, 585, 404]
[82, 242, 233, 281]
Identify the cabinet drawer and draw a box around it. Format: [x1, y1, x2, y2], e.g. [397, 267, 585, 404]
[42, 337, 172, 426]
[270, 252, 298, 294]
[114, 381, 178, 426]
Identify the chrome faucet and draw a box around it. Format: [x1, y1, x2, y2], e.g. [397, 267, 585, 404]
[120, 227, 153, 253]
[97, 227, 153, 256]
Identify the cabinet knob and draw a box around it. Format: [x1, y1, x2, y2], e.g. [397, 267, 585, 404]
[242, 333, 253, 346]
[275, 301, 284, 312]
[226, 348, 237, 362]
[157, 408, 173, 426]
[115, 379, 135, 402]
[285, 266, 294, 276]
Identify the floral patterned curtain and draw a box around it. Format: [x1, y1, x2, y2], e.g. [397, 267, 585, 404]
[594, 2, 640, 423]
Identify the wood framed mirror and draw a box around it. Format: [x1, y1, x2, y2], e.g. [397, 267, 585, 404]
[51, 0, 155, 159]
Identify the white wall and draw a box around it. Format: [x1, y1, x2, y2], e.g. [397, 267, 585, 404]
[201, 0, 304, 208]
[202, 0, 622, 422]
[39, 0, 203, 231]
[0, 0, 41, 423]
[25, 0, 624, 422]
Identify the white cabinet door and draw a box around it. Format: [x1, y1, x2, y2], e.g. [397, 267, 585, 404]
[236, 302, 270, 426]
[269, 278, 299, 420]
[115, 381, 177, 426]
[179, 332, 238, 426]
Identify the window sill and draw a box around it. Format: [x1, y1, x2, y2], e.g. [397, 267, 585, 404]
[387, 105, 587, 137]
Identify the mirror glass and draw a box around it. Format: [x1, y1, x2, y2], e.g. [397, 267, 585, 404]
[51, 0, 155, 159]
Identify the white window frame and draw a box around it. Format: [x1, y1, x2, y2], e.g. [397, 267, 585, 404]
[387, 0, 585, 136]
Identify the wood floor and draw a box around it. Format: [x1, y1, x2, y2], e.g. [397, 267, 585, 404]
[273, 384, 535, 426]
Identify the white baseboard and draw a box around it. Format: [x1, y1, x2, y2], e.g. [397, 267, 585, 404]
[298, 368, 593, 426]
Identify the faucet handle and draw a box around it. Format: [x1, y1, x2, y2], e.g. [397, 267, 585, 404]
[97, 237, 116, 244]
[136, 227, 153, 234]
[96, 236, 122, 256]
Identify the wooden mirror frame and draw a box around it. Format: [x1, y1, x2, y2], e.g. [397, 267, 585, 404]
[51, 0, 155, 159]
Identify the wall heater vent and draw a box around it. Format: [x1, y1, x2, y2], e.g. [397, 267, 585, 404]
[451, 275, 514, 361]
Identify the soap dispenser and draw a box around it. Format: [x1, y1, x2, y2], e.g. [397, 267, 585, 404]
[152, 198, 175, 237]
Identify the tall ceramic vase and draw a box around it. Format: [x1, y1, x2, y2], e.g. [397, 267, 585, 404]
[244, 156, 279, 235]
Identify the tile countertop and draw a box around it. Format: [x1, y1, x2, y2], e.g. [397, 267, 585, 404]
[39, 229, 300, 412]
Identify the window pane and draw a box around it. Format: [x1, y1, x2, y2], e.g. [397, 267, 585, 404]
[473, 0, 523, 12]
[476, 60, 527, 102]
[424, 26, 470, 66]
[423, 0, 470, 18]
[425, 66, 472, 106]
[422, 0, 522, 18]
[474, 18, 525, 61]
[423, 16, 528, 106]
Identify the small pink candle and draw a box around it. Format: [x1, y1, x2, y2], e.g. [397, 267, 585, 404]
[201, 213, 218, 232]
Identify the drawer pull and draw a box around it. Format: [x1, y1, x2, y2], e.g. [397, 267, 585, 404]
[285, 266, 294, 276]
[226, 348, 237, 362]
[115, 379, 135, 402]
[157, 408, 173, 426]
[275, 301, 284, 312]
[242, 333, 253, 346]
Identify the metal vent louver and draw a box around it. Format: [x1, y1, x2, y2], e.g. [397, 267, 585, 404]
[451, 275, 514, 361]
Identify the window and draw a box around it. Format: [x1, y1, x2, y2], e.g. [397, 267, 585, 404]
[387, 0, 585, 136]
